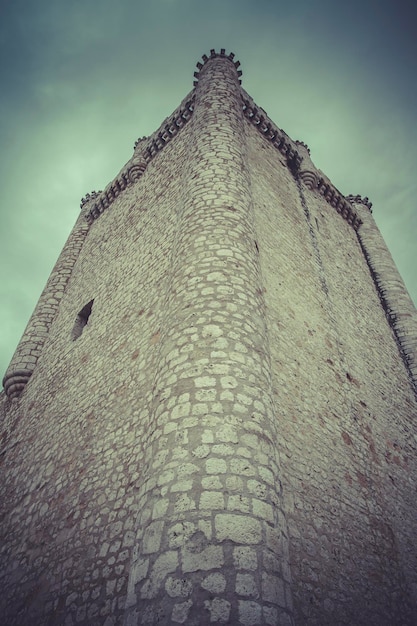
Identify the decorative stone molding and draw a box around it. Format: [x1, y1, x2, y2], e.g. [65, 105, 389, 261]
[85, 94, 195, 224]
[295, 139, 310, 154]
[133, 136, 148, 150]
[241, 91, 302, 172]
[294, 140, 319, 191]
[127, 162, 147, 183]
[298, 170, 318, 189]
[316, 177, 362, 230]
[2, 370, 32, 401]
[240, 91, 362, 231]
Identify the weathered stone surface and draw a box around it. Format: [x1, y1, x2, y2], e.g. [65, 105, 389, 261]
[1, 49, 417, 626]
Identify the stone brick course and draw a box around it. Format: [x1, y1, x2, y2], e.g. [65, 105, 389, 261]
[1, 49, 417, 625]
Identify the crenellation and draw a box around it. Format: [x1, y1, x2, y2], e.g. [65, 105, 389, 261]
[80, 190, 102, 209]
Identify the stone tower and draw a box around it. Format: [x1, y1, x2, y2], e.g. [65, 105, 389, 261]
[1, 50, 417, 626]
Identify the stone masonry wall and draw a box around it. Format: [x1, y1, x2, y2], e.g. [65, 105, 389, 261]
[0, 97, 192, 624]
[2, 212, 89, 399]
[123, 52, 294, 626]
[1, 50, 417, 626]
[246, 120, 417, 624]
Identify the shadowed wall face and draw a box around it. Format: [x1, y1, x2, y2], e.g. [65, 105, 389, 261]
[1, 51, 417, 626]
[247, 120, 417, 624]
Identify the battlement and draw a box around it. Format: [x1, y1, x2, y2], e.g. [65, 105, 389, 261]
[84, 93, 195, 223]
[82, 50, 362, 234]
[193, 48, 242, 86]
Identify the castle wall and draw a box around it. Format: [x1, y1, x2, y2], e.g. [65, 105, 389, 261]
[0, 111, 191, 624]
[351, 196, 417, 389]
[2, 212, 89, 399]
[123, 54, 293, 626]
[1, 55, 296, 626]
[247, 119, 417, 624]
[1, 50, 417, 626]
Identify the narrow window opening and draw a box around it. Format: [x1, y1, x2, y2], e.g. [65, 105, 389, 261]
[72, 300, 94, 340]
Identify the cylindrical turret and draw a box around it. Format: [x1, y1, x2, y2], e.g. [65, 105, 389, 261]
[123, 51, 294, 625]
[349, 195, 417, 394]
[2, 209, 90, 400]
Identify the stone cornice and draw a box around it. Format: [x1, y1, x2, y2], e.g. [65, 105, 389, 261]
[240, 90, 362, 231]
[241, 90, 302, 172]
[315, 177, 362, 230]
[84, 92, 195, 224]
[2, 369, 32, 401]
[80, 191, 102, 209]
[296, 164, 362, 230]
[82, 52, 362, 234]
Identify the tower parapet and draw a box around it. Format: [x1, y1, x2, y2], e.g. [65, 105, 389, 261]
[80, 190, 102, 209]
[346, 193, 372, 212]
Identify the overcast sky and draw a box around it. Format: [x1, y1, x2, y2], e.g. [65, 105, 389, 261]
[1, 0, 416, 378]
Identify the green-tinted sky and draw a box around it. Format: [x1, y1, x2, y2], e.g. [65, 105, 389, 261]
[1, 0, 416, 377]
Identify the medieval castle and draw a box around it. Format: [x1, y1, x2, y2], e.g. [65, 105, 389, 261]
[1, 50, 417, 625]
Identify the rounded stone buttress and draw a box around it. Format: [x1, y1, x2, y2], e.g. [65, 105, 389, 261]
[349, 195, 417, 394]
[123, 52, 294, 626]
[2, 211, 89, 400]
